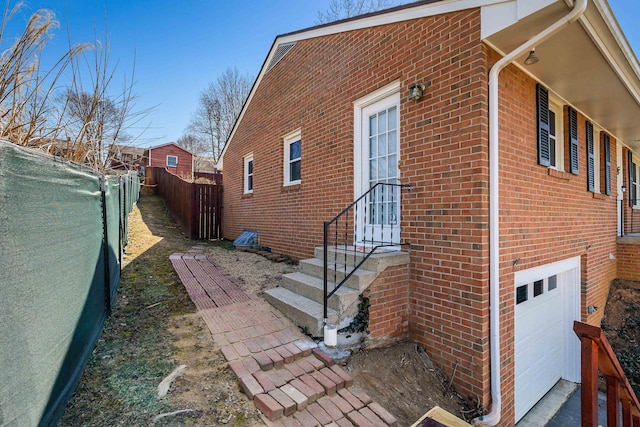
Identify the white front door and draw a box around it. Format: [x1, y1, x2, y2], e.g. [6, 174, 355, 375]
[354, 83, 401, 246]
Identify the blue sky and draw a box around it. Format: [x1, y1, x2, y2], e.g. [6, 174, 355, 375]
[5, 1, 640, 148]
[7, 1, 334, 147]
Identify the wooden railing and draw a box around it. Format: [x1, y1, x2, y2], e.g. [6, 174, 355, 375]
[573, 321, 640, 427]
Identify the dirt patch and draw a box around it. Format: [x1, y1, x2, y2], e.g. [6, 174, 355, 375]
[602, 278, 640, 395]
[203, 245, 298, 296]
[61, 188, 471, 426]
[344, 341, 475, 425]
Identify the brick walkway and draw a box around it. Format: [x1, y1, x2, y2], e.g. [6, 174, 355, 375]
[170, 248, 398, 427]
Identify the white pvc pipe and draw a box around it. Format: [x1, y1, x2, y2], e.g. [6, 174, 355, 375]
[474, 1, 588, 425]
[324, 324, 337, 347]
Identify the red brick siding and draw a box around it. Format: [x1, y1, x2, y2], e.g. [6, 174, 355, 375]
[149, 145, 193, 179]
[618, 244, 640, 280]
[365, 264, 410, 347]
[224, 9, 492, 415]
[224, 8, 623, 427]
[495, 54, 619, 424]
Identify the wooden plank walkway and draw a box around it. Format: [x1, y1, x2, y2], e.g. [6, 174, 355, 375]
[171, 248, 399, 426]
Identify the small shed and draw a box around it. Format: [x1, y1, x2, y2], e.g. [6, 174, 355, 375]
[147, 142, 194, 179]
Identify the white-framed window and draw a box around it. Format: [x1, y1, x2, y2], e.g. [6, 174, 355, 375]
[548, 101, 564, 170]
[283, 129, 301, 186]
[631, 154, 639, 207]
[244, 154, 253, 194]
[167, 155, 178, 167]
[635, 162, 640, 207]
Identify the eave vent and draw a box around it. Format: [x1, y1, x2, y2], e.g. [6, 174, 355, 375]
[265, 42, 296, 73]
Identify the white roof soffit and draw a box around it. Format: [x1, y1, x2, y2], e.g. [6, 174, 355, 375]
[220, 0, 506, 162]
[482, 0, 640, 152]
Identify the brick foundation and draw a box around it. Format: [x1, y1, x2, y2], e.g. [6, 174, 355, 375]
[618, 243, 640, 281]
[364, 263, 410, 348]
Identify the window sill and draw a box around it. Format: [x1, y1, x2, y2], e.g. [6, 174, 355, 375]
[242, 192, 253, 199]
[548, 168, 571, 181]
[282, 183, 301, 192]
[592, 193, 607, 200]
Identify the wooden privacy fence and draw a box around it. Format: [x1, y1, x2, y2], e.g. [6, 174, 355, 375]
[147, 167, 223, 240]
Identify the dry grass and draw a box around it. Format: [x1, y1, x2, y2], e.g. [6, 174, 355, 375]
[0, 1, 146, 171]
[59, 189, 260, 426]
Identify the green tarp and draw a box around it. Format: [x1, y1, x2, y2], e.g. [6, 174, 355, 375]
[0, 140, 139, 427]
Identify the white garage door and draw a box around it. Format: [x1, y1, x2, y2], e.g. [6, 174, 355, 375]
[514, 259, 581, 422]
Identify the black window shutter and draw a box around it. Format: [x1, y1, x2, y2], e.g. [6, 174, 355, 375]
[536, 84, 551, 167]
[627, 150, 636, 206]
[568, 107, 579, 174]
[586, 122, 595, 192]
[629, 151, 636, 206]
[629, 162, 638, 206]
[602, 133, 611, 195]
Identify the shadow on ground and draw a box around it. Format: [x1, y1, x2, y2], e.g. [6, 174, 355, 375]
[59, 188, 260, 427]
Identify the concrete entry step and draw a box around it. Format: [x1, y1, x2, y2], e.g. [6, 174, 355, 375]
[281, 271, 360, 313]
[315, 246, 410, 273]
[267, 248, 410, 339]
[264, 287, 344, 337]
[300, 257, 376, 293]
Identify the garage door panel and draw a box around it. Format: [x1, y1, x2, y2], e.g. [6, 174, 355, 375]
[515, 272, 569, 422]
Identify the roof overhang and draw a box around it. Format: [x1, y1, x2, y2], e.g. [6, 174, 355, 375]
[482, 0, 640, 151]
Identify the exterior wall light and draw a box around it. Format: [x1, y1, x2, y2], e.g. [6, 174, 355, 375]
[409, 83, 425, 101]
[524, 49, 539, 65]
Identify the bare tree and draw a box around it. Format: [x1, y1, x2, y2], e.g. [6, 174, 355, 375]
[177, 133, 207, 156]
[0, 3, 150, 171]
[316, 0, 401, 23]
[56, 89, 131, 166]
[187, 67, 252, 163]
[0, 5, 90, 146]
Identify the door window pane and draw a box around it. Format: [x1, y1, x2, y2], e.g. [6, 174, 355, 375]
[378, 158, 387, 180]
[388, 130, 397, 154]
[378, 110, 387, 133]
[388, 106, 397, 130]
[378, 134, 387, 156]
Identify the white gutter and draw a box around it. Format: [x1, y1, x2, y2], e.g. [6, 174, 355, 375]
[474, 0, 588, 425]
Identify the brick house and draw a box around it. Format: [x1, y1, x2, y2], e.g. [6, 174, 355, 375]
[147, 142, 194, 179]
[219, 0, 640, 425]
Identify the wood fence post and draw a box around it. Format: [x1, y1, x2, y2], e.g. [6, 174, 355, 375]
[623, 400, 633, 427]
[607, 376, 620, 427]
[581, 336, 599, 427]
[191, 182, 198, 240]
[216, 185, 223, 239]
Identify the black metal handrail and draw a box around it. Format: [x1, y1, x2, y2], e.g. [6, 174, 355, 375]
[322, 182, 413, 323]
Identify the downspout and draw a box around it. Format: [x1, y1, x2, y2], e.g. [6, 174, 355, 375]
[474, 0, 588, 425]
